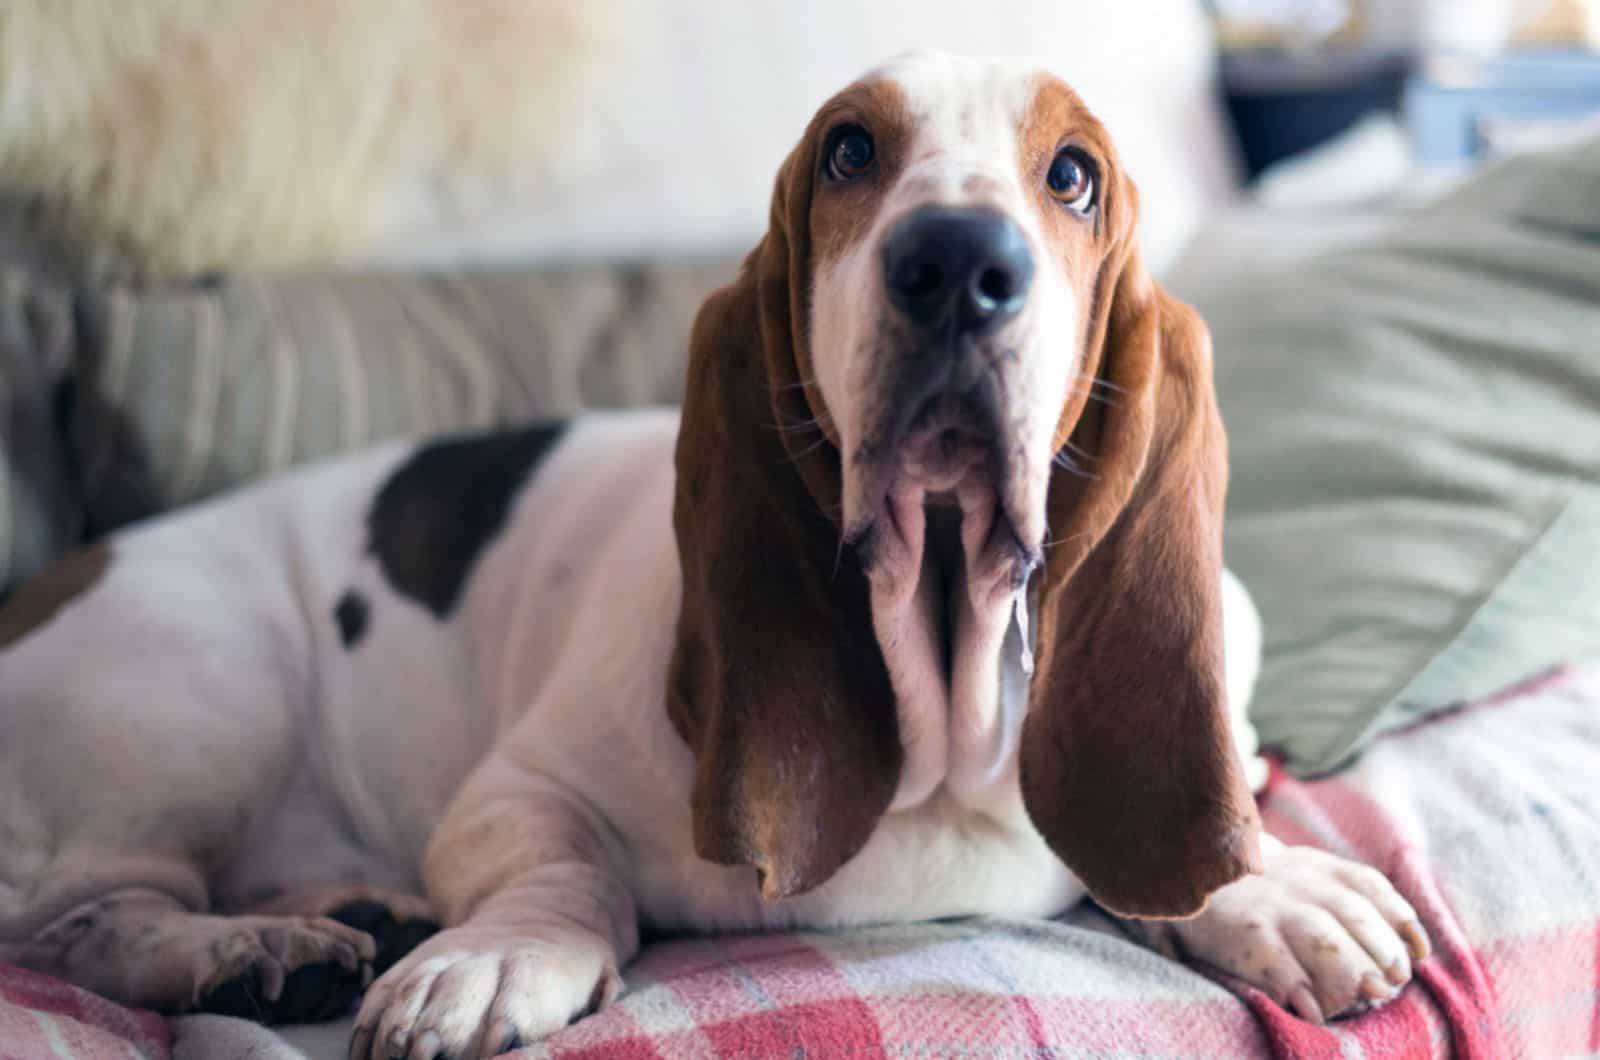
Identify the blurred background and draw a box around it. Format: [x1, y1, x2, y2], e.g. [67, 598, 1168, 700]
[2, 0, 1597, 286]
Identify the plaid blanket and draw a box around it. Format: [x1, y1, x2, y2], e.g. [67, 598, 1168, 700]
[0, 965, 168, 1060]
[5, 665, 1599, 1060]
[529, 665, 1600, 1060]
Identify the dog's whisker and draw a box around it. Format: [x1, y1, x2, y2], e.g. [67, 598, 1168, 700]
[1052, 450, 1099, 480]
[1064, 374, 1126, 406]
[765, 415, 824, 437]
[1085, 390, 1122, 410]
[1060, 438, 1097, 463]
[783, 431, 834, 465]
[1040, 528, 1094, 551]
[1067, 372, 1125, 394]
[1063, 380, 1123, 410]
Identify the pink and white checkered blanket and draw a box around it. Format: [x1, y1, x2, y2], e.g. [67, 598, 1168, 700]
[6, 665, 1599, 1060]
[0, 965, 168, 1060]
[528, 665, 1600, 1060]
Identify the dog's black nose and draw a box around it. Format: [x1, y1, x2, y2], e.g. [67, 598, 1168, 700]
[882, 206, 1033, 335]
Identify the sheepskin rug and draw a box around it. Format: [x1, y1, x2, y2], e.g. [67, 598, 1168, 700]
[0, 1, 629, 278]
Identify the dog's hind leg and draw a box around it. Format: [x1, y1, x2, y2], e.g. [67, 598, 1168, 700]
[0, 578, 379, 1021]
[1, 884, 377, 1022]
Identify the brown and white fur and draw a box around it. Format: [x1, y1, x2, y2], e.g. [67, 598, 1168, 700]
[0, 53, 1428, 1060]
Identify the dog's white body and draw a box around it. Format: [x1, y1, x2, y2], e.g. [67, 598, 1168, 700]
[0, 412, 1411, 1044]
[1, 411, 1119, 934]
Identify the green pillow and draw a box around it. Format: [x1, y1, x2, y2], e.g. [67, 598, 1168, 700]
[1180, 138, 1600, 775]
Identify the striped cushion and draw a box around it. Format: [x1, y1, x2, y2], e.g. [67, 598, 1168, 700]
[63, 261, 733, 537]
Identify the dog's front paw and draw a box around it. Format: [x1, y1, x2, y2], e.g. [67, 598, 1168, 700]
[1158, 844, 1431, 1024]
[350, 928, 618, 1060]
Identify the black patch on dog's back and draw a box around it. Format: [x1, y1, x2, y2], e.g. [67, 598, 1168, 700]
[333, 590, 370, 648]
[367, 422, 569, 618]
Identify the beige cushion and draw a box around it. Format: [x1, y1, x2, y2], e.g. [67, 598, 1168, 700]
[66, 262, 732, 534]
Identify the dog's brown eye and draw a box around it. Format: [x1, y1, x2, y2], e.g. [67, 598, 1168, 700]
[825, 125, 875, 182]
[1046, 148, 1096, 214]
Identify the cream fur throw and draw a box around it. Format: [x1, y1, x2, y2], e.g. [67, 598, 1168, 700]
[0, 1, 625, 278]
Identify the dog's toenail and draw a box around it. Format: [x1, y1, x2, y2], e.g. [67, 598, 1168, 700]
[1289, 984, 1325, 1025]
[1400, 920, 1431, 961]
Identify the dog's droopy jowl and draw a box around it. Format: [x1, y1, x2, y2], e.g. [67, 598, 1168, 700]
[0, 52, 1428, 1058]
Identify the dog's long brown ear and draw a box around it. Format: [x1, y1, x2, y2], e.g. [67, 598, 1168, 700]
[1019, 222, 1263, 920]
[668, 143, 901, 901]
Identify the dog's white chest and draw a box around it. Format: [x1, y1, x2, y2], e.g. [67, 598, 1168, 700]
[615, 738, 1083, 934]
[804, 790, 1085, 925]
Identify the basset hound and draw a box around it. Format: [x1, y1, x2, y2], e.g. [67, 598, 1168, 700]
[0, 52, 1429, 1059]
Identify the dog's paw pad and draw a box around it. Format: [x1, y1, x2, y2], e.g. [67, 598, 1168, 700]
[327, 899, 440, 974]
[199, 958, 364, 1024]
[192, 915, 375, 1024]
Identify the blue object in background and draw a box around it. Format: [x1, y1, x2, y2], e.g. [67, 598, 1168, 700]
[1405, 51, 1600, 164]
